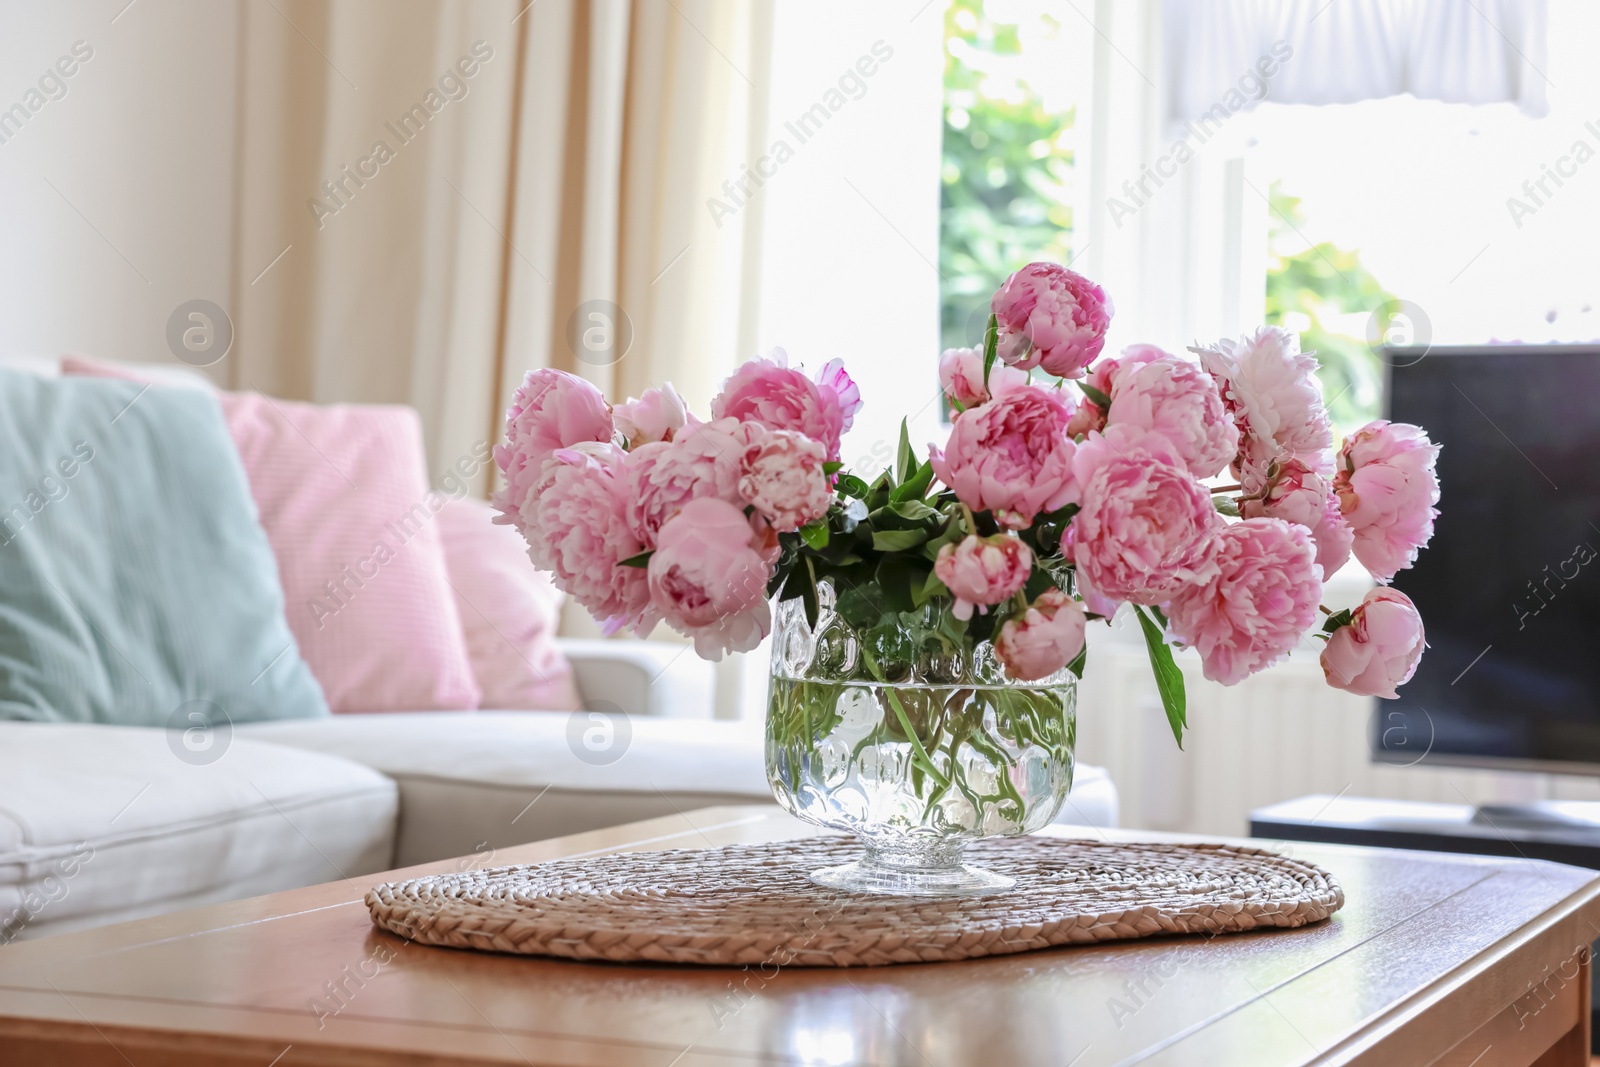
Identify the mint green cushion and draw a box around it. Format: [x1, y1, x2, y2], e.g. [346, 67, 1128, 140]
[0, 370, 328, 725]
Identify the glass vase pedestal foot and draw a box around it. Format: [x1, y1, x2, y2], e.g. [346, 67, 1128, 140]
[808, 840, 1016, 897]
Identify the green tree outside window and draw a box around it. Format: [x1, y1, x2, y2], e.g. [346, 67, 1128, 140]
[940, 0, 1074, 357]
[940, 3, 1388, 438]
[1265, 182, 1394, 436]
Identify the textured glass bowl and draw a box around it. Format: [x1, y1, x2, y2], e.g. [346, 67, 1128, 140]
[765, 586, 1075, 896]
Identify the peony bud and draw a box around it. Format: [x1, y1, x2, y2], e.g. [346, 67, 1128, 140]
[1320, 587, 1426, 699]
[933, 533, 1033, 621]
[995, 589, 1087, 681]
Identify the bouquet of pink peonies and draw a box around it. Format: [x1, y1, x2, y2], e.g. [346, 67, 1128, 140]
[493, 261, 1439, 744]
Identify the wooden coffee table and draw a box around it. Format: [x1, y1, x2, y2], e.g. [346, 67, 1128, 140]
[1, 805, 1597, 1066]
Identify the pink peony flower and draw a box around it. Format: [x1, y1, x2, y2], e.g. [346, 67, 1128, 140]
[1066, 345, 1167, 438]
[519, 443, 653, 634]
[623, 417, 759, 548]
[1240, 456, 1353, 579]
[929, 384, 1078, 528]
[712, 350, 858, 462]
[1241, 456, 1325, 528]
[991, 262, 1113, 379]
[1320, 587, 1426, 699]
[1069, 425, 1219, 605]
[492, 369, 614, 527]
[1310, 490, 1355, 580]
[934, 347, 1024, 412]
[938, 346, 1028, 411]
[648, 497, 778, 660]
[812, 356, 864, 434]
[1196, 327, 1332, 491]
[1333, 420, 1440, 583]
[739, 429, 832, 532]
[1072, 566, 1122, 619]
[1065, 410, 1106, 440]
[933, 534, 1033, 621]
[995, 589, 1086, 681]
[614, 383, 691, 446]
[1165, 518, 1323, 686]
[1107, 349, 1239, 478]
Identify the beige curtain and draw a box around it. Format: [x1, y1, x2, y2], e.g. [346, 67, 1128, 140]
[230, 0, 773, 491]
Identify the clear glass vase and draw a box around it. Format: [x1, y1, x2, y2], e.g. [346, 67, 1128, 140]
[765, 583, 1076, 896]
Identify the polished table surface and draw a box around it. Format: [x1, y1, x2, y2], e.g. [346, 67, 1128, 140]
[1, 805, 1598, 1066]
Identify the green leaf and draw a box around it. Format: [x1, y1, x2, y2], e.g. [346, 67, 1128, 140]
[1038, 502, 1080, 526]
[896, 419, 916, 484]
[935, 602, 968, 646]
[871, 499, 942, 530]
[1214, 496, 1241, 518]
[876, 555, 922, 615]
[866, 471, 894, 510]
[981, 313, 998, 386]
[964, 604, 998, 644]
[1135, 605, 1186, 748]
[1077, 380, 1111, 408]
[799, 520, 830, 550]
[1066, 644, 1087, 679]
[873, 529, 932, 552]
[619, 550, 653, 569]
[837, 473, 871, 499]
[822, 460, 843, 475]
[919, 513, 965, 560]
[835, 583, 881, 631]
[1321, 608, 1354, 634]
[1022, 565, 1053, 601]
[765, 537, 800, 596]
[890, 459, 936, 504]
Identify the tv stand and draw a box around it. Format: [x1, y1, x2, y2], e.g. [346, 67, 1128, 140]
[1471, 801, 1600, 832]
[1251, 794, 1600, 868]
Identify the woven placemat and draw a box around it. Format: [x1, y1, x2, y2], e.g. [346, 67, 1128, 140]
[367, 836, 1342, 967]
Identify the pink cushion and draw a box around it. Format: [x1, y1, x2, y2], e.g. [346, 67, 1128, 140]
[437, 497, 580, 711]
[62, 357, 481, 713]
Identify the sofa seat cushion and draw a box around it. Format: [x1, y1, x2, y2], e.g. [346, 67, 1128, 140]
[237, 712, 770, 866]
[236, 712, 1120, 868]
[0, 723, 397, 942]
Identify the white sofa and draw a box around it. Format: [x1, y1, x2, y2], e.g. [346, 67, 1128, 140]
[0, 639, 1118, 942]
[0, 354, 1118, 942]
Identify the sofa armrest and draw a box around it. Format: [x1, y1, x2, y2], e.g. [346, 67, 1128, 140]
[554, 638, 717, 720]
[1051, 764, 1119, 829]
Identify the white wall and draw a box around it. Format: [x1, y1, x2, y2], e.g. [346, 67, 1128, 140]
[0, 0, 238, 377]
[755, 0, 946, 472]
[718, 0, 945, 719]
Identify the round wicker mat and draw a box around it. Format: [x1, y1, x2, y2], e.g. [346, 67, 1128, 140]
[365, 836, 1343, 968]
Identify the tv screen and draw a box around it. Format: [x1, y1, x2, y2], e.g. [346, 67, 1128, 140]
[1380, 345, 1600, 771]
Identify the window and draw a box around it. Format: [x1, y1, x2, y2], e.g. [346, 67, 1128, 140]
[1251, 0, 1600, 430]
[939, 0, 1077, 357]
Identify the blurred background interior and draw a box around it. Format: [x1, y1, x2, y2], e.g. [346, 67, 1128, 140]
[3, 0, 1597, 837]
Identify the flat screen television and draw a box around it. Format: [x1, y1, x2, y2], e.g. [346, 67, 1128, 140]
[1376, 344, 1600, 773]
